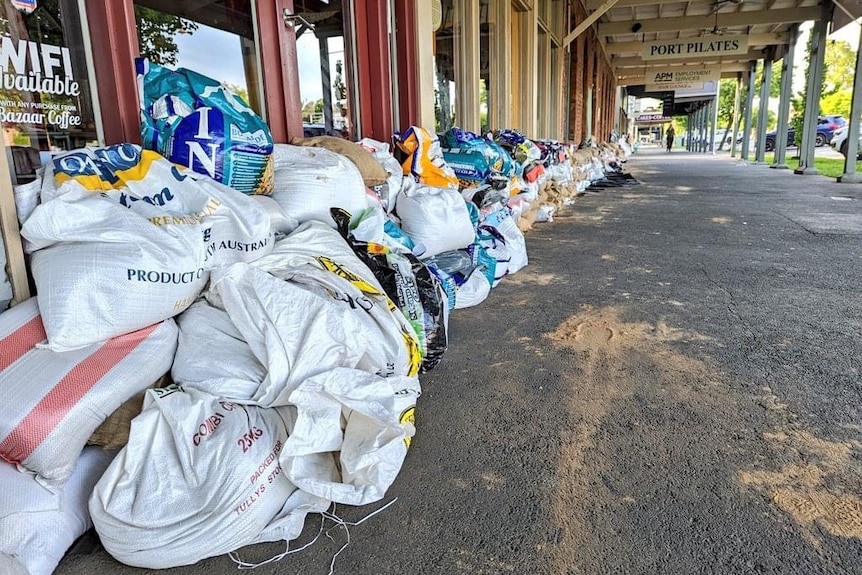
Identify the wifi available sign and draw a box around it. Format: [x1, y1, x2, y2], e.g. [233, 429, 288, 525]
[646, 67, 721, 91]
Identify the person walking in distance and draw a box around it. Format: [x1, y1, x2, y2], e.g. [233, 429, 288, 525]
[665, 125, 675, 152]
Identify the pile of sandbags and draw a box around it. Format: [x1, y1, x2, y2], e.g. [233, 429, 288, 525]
[1, 109, 634, 572]
[2, 135, 439, 572]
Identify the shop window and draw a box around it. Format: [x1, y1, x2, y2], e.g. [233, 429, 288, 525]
[433, 0, 456, 133]
[291, 1, 355, 140]
[479, 0, 490, 134]
[0, 0, 99, 184]
[132, 0, 263, 116]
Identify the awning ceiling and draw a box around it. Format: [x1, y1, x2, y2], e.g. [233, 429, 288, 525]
[589, 0, 831, 114]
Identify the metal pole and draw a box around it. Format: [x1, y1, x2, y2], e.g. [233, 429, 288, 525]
[318, 36, 334, 132]
[730, 74, 742, 157]
[795, 3, 832, 175]
[754, 56, 772, 164]
[773, 25, 799, 169]
[710, 97, 718, 154]
[741, 61, 758, 161]
[692, 108, 700, 152]
[704, 104, 710, 152]
[838, 23, 862, 183]
[685, 113, 694, 152]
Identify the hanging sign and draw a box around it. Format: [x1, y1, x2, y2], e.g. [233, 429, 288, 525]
[10, 0, 36, 13]
[646, 67, 722, 91]
[635, 113, 671, 123]
[641, 35, 748, 61]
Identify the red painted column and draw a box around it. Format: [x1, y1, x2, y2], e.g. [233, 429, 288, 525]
[257, 0, 303, 142]
[85, 1, 140, 144]
[353, 0, 394, 142]
[394, 0, 419, 132]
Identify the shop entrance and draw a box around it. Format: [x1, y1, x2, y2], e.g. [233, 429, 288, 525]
[131, 0, 264, 117]
[291, 0, 356, 140]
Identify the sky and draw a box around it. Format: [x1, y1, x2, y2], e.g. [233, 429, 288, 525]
[173, 24, 344, 106]
[174, 24, 247, 88]
[296, 33, 345, 104]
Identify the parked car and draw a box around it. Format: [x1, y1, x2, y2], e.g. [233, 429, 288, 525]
[763, 115, 846, 151]
[830, 123, 862, 160]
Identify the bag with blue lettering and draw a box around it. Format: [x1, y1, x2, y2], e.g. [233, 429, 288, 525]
[442, 128, 518, 181]
[20, 144, 274, 351]
[137, 58, 274, 195]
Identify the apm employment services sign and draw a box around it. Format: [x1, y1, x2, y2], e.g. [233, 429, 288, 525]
[642, 35, 748, 61]
[646, 67, 721, 91]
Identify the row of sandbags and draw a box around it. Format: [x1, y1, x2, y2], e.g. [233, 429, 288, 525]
[0, 140, 444, 572]
[0, 122, 630, 573]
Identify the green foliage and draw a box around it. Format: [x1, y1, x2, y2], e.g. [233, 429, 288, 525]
[823, 40, 856, 96]
[751, 107, 777, 131]
[753, 64, 781, 98]
[221, 83, 249, 106]
[135, 6, 199, 66]
[821, 90, 853, 118]
[717, 78, 736, 126]
[301, 99, 325, 123]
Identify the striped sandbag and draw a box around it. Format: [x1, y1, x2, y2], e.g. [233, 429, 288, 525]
[0, 298, 177, 489]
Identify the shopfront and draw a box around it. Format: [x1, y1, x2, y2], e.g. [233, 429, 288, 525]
[0, 0, 429, 305]
[0, 0, 625, 307]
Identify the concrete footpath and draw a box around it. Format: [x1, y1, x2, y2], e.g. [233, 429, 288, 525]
[57, 148, 862, 575]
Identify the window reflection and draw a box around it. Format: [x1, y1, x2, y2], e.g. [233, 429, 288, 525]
[480, 0, 490, 133]
[434, 0, 456, 134]
[0, 0, 98, 184]
[133, 0, 262, 115]
[293, 1, 353, 139]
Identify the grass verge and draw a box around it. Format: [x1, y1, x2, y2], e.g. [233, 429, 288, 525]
[761, 153, 862, 179]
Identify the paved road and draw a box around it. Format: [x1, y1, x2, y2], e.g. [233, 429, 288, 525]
[58, 149, 862, 575]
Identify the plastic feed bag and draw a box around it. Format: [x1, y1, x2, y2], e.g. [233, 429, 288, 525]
[137, 58, 273, 195]
[395, 126, 458, 189]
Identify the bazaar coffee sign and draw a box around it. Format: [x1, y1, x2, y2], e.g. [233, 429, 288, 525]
[0, 36, 83, 128]
[641, 35, 748, 61]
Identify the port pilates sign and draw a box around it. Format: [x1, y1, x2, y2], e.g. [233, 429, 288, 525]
[641, 35, 748, 61]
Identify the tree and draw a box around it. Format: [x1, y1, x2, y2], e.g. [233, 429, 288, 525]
[135, 6, 199, 66]
[821, 90, 852, 118]
[823, 40, 856, 96]
[754, 64, 781, 99]
[716, 78, 736, 127]
[221, 83, 250, 106]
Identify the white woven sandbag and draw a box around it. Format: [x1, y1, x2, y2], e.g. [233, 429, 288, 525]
[205, 262, 370, 405]
[478, 207, 528, 285]
[20, 145, 273, 351]
[0, 298, 177, 488]
[250, 195, 299, 235]
[395, 180, 474, 259]
[454, 270, 491, 309]
[90, 385, 330, 569]
[13, 176, 41, 227]
[246, 223, 422, 376]
[172, 300, 266, 401]
[281, 368, 420, 506]
[270, 143, 367, 228]
[207, 257, 419, 402]
[0, 446, 115, 575]
[357, 138, 404, 213]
